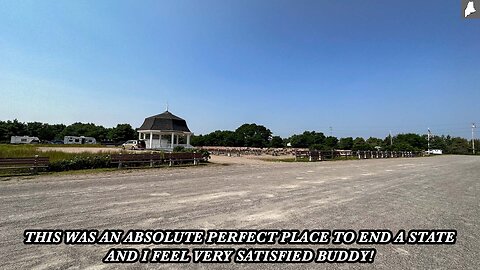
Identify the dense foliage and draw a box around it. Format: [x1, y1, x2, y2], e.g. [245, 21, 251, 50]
[0, 120, 136, 144]
[48, 156, 113, 172]
[191, 124, 276, 148]
[192, 125, 478, 155]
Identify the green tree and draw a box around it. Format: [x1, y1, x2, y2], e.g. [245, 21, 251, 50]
[269, 136, 284, 148]
[26, 122, 43, 137]
[108, 124, 136, 143]
[338, 137, 354, 150]
[392, 133, 427, 151]
[446, 137, 470, 154]
[324, 136, 338, 150]
[0, 119, 27, 142]
[288, 131, 326, 148]
[366, 137, 384, 150]
[190, 134, 205, 146]
[235, 124, 272, 148]
[352, 137, 370, 151]
[58, 123, 108, 141]
[428, 135, 447, 151]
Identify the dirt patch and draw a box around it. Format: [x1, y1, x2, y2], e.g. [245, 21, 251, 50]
[209, 155, 284, 165]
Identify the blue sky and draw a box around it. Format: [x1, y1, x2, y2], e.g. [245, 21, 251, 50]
[0, 0, 479, 139]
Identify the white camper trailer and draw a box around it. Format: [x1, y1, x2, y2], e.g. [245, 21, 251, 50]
[10, 136, 40, 144]
[426, 149, 443, 155]
[64, 136, 97, 145]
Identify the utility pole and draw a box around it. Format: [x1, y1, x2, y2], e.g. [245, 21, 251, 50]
[427, 128, 431, 153]
[472, 123, 476, 155]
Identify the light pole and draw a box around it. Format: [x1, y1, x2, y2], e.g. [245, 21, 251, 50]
[472, 123, 476, 155]
[427, 128, 431, 154]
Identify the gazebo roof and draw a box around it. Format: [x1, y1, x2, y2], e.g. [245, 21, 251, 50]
[138, 111, 191, 132]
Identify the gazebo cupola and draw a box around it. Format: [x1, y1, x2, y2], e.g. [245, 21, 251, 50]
[137, 110, 193, 150]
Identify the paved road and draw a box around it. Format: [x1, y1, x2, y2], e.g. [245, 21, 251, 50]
[0, 156, 478, 269]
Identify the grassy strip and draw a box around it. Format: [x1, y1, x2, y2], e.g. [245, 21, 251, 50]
[0, 144, 208, 176]
[0, 144, 116, 162]
[0, 144, 116, 173]
[36, 144, 109, 148]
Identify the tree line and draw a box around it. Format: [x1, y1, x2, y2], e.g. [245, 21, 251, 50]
[1, 120, 477, 155]
[191, 123, 478, 155]
[0, 120, 136, 144]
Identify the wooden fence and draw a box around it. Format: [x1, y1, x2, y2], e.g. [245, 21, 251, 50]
[294, 150, 423, 161]
[199, 147, 424, 161]
[110, 152, 204, 168]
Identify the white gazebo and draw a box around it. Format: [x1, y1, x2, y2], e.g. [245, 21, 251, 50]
[137, 110, 193, 151]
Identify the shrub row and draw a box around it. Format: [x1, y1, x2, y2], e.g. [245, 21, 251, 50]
[47, 150, 210, 172]
[48, 155, 113, 172]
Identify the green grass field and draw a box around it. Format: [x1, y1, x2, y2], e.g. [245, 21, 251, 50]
[0, 144, 114, 162]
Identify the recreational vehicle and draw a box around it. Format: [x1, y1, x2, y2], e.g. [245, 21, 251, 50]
[10, 136, 40, 144]
[426, 149, 443, 155]
[64, 136, 97, 145]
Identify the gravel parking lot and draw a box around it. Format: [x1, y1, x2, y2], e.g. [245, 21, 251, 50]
[0, 155, 478, 269]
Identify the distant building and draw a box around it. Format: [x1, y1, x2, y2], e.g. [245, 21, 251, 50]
[137, 110, 193, 151]
[10, 136, 40, 144]
[64, 136, 97, 144]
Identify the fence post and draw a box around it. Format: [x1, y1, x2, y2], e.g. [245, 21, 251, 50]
[118, 153, 123, 169]
[32, 155, 39, 175]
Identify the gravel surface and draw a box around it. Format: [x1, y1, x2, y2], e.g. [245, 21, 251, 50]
[0, 155, 478, 269]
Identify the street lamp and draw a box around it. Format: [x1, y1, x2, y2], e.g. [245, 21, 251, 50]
[427, 128, 432, 154]
[472, 123, 476, 155]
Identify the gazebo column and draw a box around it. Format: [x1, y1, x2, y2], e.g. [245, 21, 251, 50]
[138, 132, 142, 140]
[171, 133, 175, 149]
[149, 132, 153, 149]
[176, 134, 179, 145]
[186, 134, 191, 146]
[158, 133, 161, 148]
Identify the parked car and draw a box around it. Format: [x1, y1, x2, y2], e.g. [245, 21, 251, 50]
[122, 140, 146, 150]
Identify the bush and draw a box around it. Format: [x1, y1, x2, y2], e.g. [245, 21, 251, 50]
[173, 146, 185, 152]
[183, 148, 211, 161]
[197, 149, 211, 160]
[49, 156, 112, 171]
